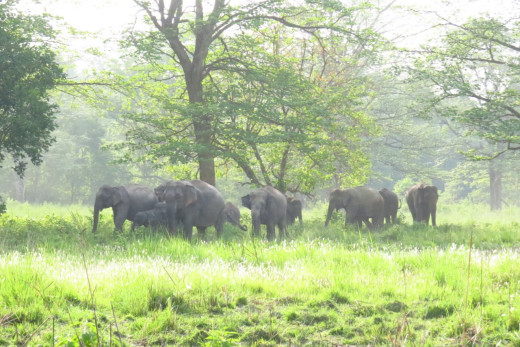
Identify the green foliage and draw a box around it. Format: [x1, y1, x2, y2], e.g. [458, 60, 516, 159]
[108, 0, 383, 192]
[411, 16, 520, 158]
[0, 1, 65, 176]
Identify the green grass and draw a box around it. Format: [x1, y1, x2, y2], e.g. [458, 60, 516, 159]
[1, 200, 520, 345]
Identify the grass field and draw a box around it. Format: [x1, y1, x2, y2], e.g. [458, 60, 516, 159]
[1, 200, 520, 346]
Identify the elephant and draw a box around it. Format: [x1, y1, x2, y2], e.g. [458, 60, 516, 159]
[405, 183, 438, 226]
[92, 184, 158, 233]
[241, 186, 287, 241]
[286, 196, 303, 226]
[224, 202, 247, 231]
[131, 202, 168, 230]
[378, 188, 401, 225]
[154, 179, 225, 240]
[324, 186, 384, 230]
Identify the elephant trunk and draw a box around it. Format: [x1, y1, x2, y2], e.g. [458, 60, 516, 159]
[92, 200, 101, 233]
[251, 209, 261, 236]
[324, 203, 334, 227]
[166, 204, 178, 236]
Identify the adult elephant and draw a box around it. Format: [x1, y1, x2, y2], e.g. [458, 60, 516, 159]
[92, 184, 158, 233]
[241, 186, 287, 241]
[286, 196, 303, 226]
[379, 188, 400, 225]
[154, 180, 225, 240]
[324, 186, 384, 230]
[224, 202, 247, 231]
[405, 183, 439, 226]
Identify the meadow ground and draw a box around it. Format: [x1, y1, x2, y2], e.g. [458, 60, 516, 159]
[1, 200, 520, 346]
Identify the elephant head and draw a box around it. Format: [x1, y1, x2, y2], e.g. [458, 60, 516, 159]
[155, 180, 199, 235]
[224, 202, 247, 231]
[93, 185, 124, 233]
[325, 187, 384, 229]
[325, 189, 350, 226]
[406, 183, 439, 226]
[241, 195, 251, 209]
[242, 186, 287, 240]
[286, 196, 303, 226]
[416, 184, 438, 223]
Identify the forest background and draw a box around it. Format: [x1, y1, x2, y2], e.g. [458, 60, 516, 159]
[1, 0, 520, 210]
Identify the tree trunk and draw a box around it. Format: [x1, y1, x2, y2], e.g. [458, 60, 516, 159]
[12, 172, 25, 203]
[186, 68, 216, 186]
[489, 165, 502, 211]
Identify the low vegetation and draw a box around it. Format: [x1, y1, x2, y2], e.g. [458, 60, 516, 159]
[1, 201, 520, 346]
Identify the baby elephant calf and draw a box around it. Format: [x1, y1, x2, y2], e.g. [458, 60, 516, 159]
[132, 202, 168, 230]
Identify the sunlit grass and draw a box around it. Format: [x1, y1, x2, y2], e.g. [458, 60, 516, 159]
[1, 201, 520, 345]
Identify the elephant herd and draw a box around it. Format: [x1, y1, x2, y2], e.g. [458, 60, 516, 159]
[91, 180, 303, 241]
[91, 180, 438, 240]
[324, 184, 438, 230]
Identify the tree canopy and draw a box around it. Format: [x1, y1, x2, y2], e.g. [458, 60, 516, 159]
[0, 1, 65, 177]
[107, 0, 384, 193]
[411, 16, 520, 159]
[104, 0, 382, 189]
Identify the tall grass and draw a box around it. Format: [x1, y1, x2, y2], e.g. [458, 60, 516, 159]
[1, 201, 520, 345]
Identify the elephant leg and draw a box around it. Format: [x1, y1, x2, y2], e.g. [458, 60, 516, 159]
[113, 206, 128, 233]
[409, 204, 417, 222]
[183, 223, 194, 241]
[277, 219, 286, 240]
[374, 215, 384, 229]
[266, 222, 275, 241]
[215, 214, 224, 238]
[431, 207, 437, 226]
[425, 211, 431, 226]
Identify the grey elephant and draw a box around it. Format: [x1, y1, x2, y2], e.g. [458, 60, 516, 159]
[325, 186, 384, 230]
[378, 188, 401, 225]
[155, 180, 225, 240]
[223, 202, 247, 231]
[241, 186, 287, 241]
[131, 202, 168, 230]
[92, 184, 158, 233]
[405, 183, 438, 226]
[286, 196, 303, 226]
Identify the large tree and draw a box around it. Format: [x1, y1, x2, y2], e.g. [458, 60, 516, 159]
[0, 1, 64, 177]
[125, 0, 380, 187]
[411, 16, 520, 158]
[409, 15, 520, 209]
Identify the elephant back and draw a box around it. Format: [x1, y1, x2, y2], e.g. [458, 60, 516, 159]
[188, 180, 225, 224]
[125, 184, 159, 220]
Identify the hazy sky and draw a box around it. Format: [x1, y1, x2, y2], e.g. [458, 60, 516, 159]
[19, 0, 519, 69]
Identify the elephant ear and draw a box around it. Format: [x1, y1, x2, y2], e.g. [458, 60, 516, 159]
[111, 187, 123, 206]
[342, 193, 352, 208]
[154, 184, 166, 202]
[241, 195, 251, 209]
[183, 183, 198, 206]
